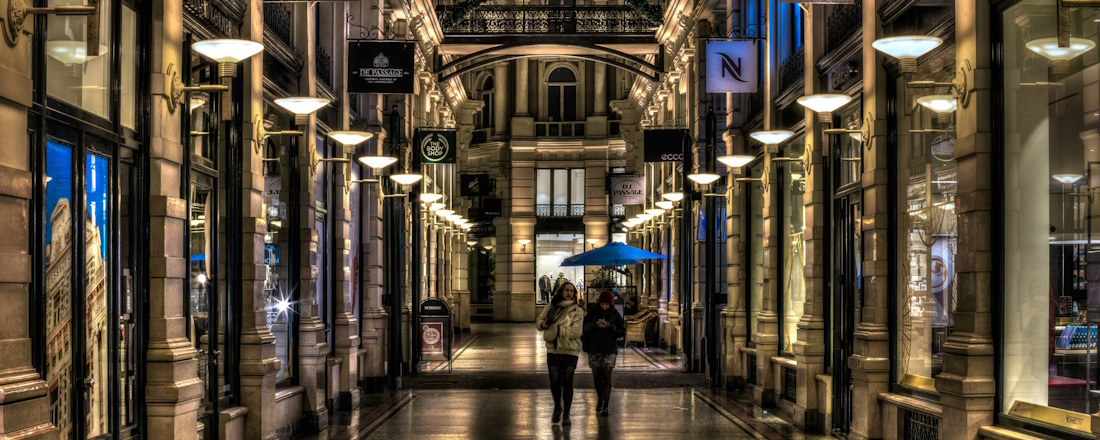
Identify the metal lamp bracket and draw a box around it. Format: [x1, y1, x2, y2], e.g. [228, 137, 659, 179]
[255, 115, 303, 152]
[4, 0, 95, 46]
[165, 63, 228, 113]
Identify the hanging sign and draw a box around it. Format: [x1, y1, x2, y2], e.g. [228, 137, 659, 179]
[610, 175, 645, 205]
[417, 129, 457, 163]
[470, 198, 502, 219]
[461, 174, 491, 196]
[706, 40, 759, 93]
[643, 129, 689, 162]
[347, 41, 415, 94]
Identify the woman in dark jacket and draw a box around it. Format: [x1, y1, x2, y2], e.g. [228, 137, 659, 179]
[583, 290, 625, 416]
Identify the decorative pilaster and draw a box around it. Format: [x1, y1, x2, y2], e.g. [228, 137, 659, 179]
[723, 130, 747, 389]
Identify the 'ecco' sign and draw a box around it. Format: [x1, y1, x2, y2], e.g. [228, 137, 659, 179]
[643, 129, 689, 162]
[610, 175, 645, 205]
[706, 40, 759, 94]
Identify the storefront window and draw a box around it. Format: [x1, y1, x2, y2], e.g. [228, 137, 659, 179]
[120, 5, 137, 130]
[264, 134, 294, 384]
[46, 0, 112, 119]
[895, 47, 957, 390]
[781, 138, 806, 354]
[535, 233, 585, 305]
[1002, 3, 1100, 426]
[749, 162, 764, 340]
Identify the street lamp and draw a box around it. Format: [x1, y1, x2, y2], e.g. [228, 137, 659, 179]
[662, 192, 685, 202]
[420, 193, 444, 203]
[916, 95, 957, 124]
[749, 130, 795, 146]
[655, 201, 674, 210]
[390, 173, 423, 185]
[192, 39, 265, 77]
[872, 36, 943, 74]
[645, 208, 666, 216]
[327, 131, 373, 146]
[274, 97, 330, 125]
[687, 172, 721, 185]
[1026, 38, 1095, 74]
[796, 94, 853, 122]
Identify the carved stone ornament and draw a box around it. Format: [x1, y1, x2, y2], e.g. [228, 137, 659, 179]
[862, 112, 873, 151]
[801, 148, 812, 177]
[953, 59, 973, 109]
[254, 115, 267, 155]
[166, 63, 184, 113]
[760, 163, 771, 193]
[4, 0, 27, 46]
[308, 140, 319, 178]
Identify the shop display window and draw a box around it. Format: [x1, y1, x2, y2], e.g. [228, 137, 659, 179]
[749, 162, 764, 341]
[780, 138, 806, 354]
[1002, 2, 1100, 430]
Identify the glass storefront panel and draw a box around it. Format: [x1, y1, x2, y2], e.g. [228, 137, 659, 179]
[749, 163, 763, 339]
[45, 140, 74, 437]
[46, 0, 112, 119]
[781, 138, 806, 353]
[264, 136, 293, 383]
[895, 48, 957, 388]
[1003, 2, 1100, 423]
[535, 233, 585, 305]
[84, 153, 110, 437]
[120, 6, 137, 130]
[189, 175, 215, 410]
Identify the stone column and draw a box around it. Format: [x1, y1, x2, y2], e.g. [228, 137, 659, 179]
[793, 5, 827, 433]
[936, 0, 996, 438]
[240, 1, 281, 437]
[333, 161, 360, 410]
[0, 7, 60, 438]
[723, 130, 747, 389]
[513, 61, 534, 138]
[754, 152, 781, 407]
[848, 1, 891, 438]
[494, 64, 509, 135]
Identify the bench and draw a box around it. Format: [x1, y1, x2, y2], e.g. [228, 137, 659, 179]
[625, 310, 656, 347]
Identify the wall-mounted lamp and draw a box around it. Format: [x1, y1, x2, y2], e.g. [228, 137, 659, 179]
[436, 209, 455, 217]
[484, 244, 494, 251]
[916, 95, 957, 124]
[645, 208, 666, 216]
[687, 172, 721, 185]
[428, 202, 446, 211]
[5, 0, 96, 46]
[357, 154, 399, 169]
[655, 201, 674, 210]
[872, 36, 943, 74]
[663, 192, 684, 202]
[274, 97, 330, 125]
[1026, 37, 1095, 74]
[586, 238, 599, 249]
[255, 115, 303, 143]
[518, 239, 531, 253]
[796, 94, 853, 122]
[328, 131, 373, 147]
[749, 130, 795, 153]
[165, 63, 229, 113]
[192, 39, 265, 78]
[390, 173, 424, 185]
[420, 193, 444, 203]
[636, 213, 654, 222]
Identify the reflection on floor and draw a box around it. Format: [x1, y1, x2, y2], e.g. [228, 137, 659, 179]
[420, 322, 681, 373]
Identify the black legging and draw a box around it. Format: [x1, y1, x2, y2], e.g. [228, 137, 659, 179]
[592, 366, 613, 405]
[548, 364, 576, 411]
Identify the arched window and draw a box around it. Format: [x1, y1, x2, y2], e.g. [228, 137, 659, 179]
[547, 67, 577, 122]
[478, 75, 494, 129]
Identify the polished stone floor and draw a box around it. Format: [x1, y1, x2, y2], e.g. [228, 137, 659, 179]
[366, 389, 766, 439]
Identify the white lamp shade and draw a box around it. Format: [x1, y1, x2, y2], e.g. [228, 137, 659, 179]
[636, 213, 654, 221]
[419, 193, 444, 203]
[622, 220, 636, 228]
[436, 209, 455, 217]
[749, 130, 795, 145]
[662, 192, 685, 202]
[45, 41, 109, 66]
[390, 173, 423, 185]
[1026, 37, 1096, 61]
[274, 97, 330, 115]
[357, 155, 398, 169]
[645, 208, 666, 216]
[655, 201, 674, 209]
[796, 94, 854, 114]
[1053, 174, 1084, 184]
[518, 239, 531, 245]
[429, 203, 446, 211]
[467, 240, 478, 246]
[916, 95, 957, 114]
[460, 223, 472, 230]
[455, 219, 468, 225]
[871, 36, 943, 59]
[446, 213, 461, 221]
[586, 238, 599, 244]
[192, 39, 264, 63]
[327, 131, 373, 146]
[687, 173, 722, 185]
[717, 155, 756, 168]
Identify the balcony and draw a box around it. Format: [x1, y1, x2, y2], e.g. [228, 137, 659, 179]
[536, 121, 585, 137]
[536, 204, 585, 218]
[438, 5, 658, 36]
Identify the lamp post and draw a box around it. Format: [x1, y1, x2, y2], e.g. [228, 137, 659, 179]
[386, 105, 406, 382]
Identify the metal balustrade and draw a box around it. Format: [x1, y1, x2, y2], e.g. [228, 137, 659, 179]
[438, 5, 659, 35]
[535, 121, 585, 137]
[903, 409, 940, 440]
[536, 204, 585, 217]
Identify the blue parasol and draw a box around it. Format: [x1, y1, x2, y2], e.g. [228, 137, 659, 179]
[559, 241, 667, 267]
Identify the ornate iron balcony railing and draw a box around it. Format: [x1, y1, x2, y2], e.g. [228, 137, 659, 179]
[438, 5, 658, 35]
[536, 121, 585, 137]
[777, 46, 805, 94]
[536, 204, 585, 217]
[263, 4, 294, 49]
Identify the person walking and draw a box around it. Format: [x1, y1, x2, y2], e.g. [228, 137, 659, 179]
[583, 290, 625, 416]
[537, 282, 585, 426]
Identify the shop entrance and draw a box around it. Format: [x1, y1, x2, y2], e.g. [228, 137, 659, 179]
[831, 190, 861, 435]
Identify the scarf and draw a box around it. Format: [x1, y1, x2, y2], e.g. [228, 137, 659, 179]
[545, 299, 575, 325]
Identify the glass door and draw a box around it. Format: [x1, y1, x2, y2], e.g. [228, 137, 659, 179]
[831, 193, 861, 434]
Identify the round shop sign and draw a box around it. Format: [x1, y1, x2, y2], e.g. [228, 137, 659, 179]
[421, 132, 451, 163]
[422, 324, 441, 346]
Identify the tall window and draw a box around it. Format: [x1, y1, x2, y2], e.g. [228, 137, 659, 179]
[1002, 3, 1100, 431]
[894, 47, 957, 391]
[479, 76, 494, 130]
[547, 67, 577, 122]
[748, 163, 764, 341]
[536, 168, 585, 217]
[780, 138, 806, 354]
[263, 116, 295, 385]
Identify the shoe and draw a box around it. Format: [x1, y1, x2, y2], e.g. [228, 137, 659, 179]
[562, 413, 571, 426]
[599, 408, 610, 417]
[596, 401, 604, 414]
[552, 406, 562, 425]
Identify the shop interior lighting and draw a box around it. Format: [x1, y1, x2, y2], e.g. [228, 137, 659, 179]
[645, 208, 666, 216]
[357, 155, 399, 169]
[655, 201, 674, 210]
[1026, 37, 1096, 74]
[749, 130, 795, 146]
[327, 131, 373, 146]
[687, 172, 721, 185]
[1053, 174, 1084, 184]
[192, 39, 264, 77]
[796, 94, 854, 122]
[390, 173, 423, 185]
[662, 192, 685, 202]
[871, 36, 943, 74]
[419, 193, 443, 203]
[274, 97, 330, 125]
[717, 154, 755, 169]
[45, 41, 109, 66]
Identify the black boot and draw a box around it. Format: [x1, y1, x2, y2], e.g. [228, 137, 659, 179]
[552, 405, 562, 424]
[562, 412, 571, 426]
[600, 397, 610, 416]
[596, 400, 604, 414]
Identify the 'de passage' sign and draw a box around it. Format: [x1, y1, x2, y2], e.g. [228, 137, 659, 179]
[347, 41, 415, 94]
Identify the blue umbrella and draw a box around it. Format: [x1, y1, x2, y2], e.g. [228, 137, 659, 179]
[560, 241, 666, 267]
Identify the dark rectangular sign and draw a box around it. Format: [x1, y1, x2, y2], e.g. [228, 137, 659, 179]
[348, 41, 415, 94]
[461, 173, 491, 196]
[473, 198, 503, 218]
[643, 129, 689, 162]
[417, 129, 457, 163]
